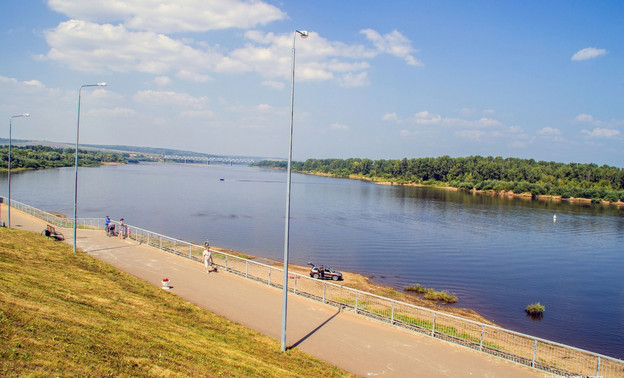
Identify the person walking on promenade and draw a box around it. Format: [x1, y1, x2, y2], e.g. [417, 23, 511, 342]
[105, 216, 111, 235]
[118, 218, 126, 239]
[203, 241, 214, 273]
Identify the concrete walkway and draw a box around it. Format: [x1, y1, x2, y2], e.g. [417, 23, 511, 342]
[3, 205, 541, 377]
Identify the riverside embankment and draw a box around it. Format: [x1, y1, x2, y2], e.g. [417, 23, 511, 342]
[2, 204, 543, 377]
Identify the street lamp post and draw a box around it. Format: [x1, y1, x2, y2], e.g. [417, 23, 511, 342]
[73, 82, 106, 253]
[7, 113, 30, 228]
[281, 29, 308, 352]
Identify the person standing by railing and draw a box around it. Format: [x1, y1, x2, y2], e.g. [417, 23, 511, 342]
[203, 241, 215, 273]
[105, 216, 111, 235]
[118, 218, 127, 239]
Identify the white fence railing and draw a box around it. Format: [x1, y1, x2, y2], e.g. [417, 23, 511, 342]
[3, 196, 623, 377]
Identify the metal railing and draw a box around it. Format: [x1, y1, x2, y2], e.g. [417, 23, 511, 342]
[4, 196, 623, 377]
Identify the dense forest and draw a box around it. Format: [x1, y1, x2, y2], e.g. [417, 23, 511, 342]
[254, 156, 624, 203]
[0, 145, 125, 170]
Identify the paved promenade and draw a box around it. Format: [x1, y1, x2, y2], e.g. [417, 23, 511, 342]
[3, 205, 541, 377]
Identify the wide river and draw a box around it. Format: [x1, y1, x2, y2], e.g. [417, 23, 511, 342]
[2, 163, 623, 359]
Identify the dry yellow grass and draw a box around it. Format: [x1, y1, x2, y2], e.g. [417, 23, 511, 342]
[0, 227, 353, 377]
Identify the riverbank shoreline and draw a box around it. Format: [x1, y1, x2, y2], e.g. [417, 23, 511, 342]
[296, 170, 624, 208]
[208, 244, 495, 326]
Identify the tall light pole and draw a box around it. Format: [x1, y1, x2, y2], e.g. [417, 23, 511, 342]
[281, 29, 308, 352]
[7, 113, 30, 228]
[73, 82, 106, 253]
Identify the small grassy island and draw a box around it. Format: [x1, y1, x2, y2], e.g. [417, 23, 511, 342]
[525, 302, 546, 316]
[404, 284, 458, 304]
[254, 156, 624, 205]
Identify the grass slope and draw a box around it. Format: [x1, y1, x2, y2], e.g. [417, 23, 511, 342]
[0, 228, 351, 377]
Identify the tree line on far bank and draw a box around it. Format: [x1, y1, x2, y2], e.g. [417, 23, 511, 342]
[0, 145, 126, 170]
[253, 156, 624, 203]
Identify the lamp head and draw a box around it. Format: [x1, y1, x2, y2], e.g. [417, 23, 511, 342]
[97, 82, 107, 87]
[296, 30, 308, 38]
[23, 113, 30, 117]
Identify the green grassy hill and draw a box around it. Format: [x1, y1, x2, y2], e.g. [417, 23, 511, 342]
[0, 228, 350, 377]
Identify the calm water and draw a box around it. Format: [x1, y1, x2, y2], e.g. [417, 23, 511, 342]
[2, 163, 623, 359]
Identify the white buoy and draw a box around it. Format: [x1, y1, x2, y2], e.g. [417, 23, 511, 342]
[553, 214, 557, 222]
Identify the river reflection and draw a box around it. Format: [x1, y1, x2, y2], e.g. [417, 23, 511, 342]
[2, 163, 623, 359]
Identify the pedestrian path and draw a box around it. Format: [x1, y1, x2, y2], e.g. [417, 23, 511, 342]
[3, 205, 541, 377]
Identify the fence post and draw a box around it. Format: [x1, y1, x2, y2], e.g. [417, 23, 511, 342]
[189, 245, 192, 259]
[268, 267, 271, 286]
[431, 313, 436, 337]
[225, 255, 228, 271]
[596, 356, 600, 377]
[160, 235, 162, 249]
[174, 240, 177, 254]
[147, 233, 150, 246]
[480, 325, 484, 351]
[294, 274, 297, 294]
[245, 260, 248, 278]
[532, 339, 537, 368]
[355, 291, 359, 312]
[391, 302, 395, 324]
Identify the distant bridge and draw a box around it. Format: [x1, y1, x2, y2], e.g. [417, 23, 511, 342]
[162, 155, 255, 164]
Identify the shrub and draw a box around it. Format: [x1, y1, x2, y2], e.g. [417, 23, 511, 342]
[404, 284, 428, 294]
[424, 290, 458, 304]
[457, 181, 474, 190]
[513, 181, 530, 194]
[603, 193, 619, 203]
[405, 284, 458, 304]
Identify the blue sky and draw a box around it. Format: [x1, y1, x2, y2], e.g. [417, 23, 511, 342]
[1, 1, 622, 165]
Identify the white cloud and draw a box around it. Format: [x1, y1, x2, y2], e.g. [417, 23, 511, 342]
[575, 113, 594, 123]
[384, 109, 533, 149]
[330, 123, 349, 131]
[133, 90, 209, 109]
[154, 76, 172, 86]
[387, 110, 503, 129]
[536, 127, 562, 136]
[0, 75, 68, 109]
[571, 47, 608, 61]
[360, 29, 423, 67]
[229, 31, 375, 83]
[43, 9, 420, 87]
[474, 117, 503, 127]
[262, 80, 284, 89]
[581, 128, 620, 138]
[88, 107, 136, 117]
[458, 108, 476, 117]
[23, 79, 46, 88]
[455, 130, 485, 140]
[47, 0, 287, 33]
[382, 112, 399, 122]
[409, 110, 442, 125]
[176, 70, 213, 83]
[180, 110, 215, 118]
[44, 20, 225, 74]
[341, 72, 369, 87]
